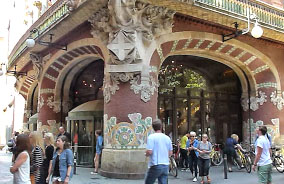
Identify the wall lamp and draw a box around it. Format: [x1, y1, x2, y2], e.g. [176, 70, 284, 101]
[0, 64, 27, 76]
[26, 28, 67, 51]
[222, 13, 263, 42]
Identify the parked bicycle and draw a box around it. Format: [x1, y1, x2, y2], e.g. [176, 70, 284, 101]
[210, 143, 223, 166]
[172, 140, 181, 168]
[233, 148, 252, 173]
[169, 155, 178, 177]
[271, 147, 284, 173]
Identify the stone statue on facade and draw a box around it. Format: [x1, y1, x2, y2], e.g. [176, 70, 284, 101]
[89, 0, 175, 103]
[30, 53, 43, 80]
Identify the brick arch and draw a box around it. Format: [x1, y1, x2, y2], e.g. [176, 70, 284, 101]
[39, 37, 109, 87]
[147, 31, 281, 97]
[37, 38, 108, 125]
[39, 37, 108, 96]
[19, 75, 37, 99]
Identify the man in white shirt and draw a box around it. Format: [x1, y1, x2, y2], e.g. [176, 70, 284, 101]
[253, 126, 272, 184]
[145, 119, 173, 184]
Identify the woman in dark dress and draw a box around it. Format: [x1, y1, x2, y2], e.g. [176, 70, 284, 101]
[41, 133, 55, 184]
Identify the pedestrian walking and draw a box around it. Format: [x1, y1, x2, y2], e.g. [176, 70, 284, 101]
[91, 130, 103, 174]
[29, 131, 44, 184]
[252, 126, 272, 184]
[47, 135, 74, 184]
[57, 127, 71, 143]
[196, 134, 212, 184]
[180, 132, 190, 170]
[41, 133, 55, 184]
[223, 134, 243, 172]
[10, 134, 32, 184]
[186, 131, 199, 182]
[145, 119, 173, 184]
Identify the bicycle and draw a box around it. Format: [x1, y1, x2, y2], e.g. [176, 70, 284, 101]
[169, 155, 178, 177]
[172, 142, 181, 168]
[233, 148, 252, 173]
[271, 147, 284, 173]
[210, 144, 223, 166]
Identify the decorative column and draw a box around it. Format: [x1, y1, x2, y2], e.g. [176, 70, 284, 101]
[89, 0, 174, 179]
[241, 88, 282, 145]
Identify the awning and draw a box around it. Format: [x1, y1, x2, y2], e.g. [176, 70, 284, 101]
[28, 113, 38, 124]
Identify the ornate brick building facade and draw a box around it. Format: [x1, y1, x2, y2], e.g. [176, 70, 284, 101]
[8, 0, 284, 178]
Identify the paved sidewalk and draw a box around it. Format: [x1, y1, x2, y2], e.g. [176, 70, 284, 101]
[1, 150, 283, 184]
[72, 166, 284, 184]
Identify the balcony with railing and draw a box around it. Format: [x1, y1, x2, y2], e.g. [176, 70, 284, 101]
[8, 0, 69, 68]
[193, 0, 284, 32]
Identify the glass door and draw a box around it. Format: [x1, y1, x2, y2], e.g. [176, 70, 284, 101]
[70, 120, 94, 166]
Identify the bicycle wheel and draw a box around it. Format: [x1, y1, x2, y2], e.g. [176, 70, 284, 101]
[211, 151, 224, 166]
[170, 157, 178, 177]
[244, 154, 252, 173]
[274, 156, 284, 173]
[233, 158, 242, 170]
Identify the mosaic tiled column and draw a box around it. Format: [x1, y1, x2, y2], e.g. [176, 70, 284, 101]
[91, 0, 174, 178]
[101, 79, 157, 179]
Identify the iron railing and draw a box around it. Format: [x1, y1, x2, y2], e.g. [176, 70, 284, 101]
[191, 0, 284, 31]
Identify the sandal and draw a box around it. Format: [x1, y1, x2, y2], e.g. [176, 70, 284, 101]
[207, 178, 211, 184]
[200, 181, 204, 184]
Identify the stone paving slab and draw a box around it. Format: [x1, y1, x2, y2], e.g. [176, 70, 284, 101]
[1, 151, 283, 184]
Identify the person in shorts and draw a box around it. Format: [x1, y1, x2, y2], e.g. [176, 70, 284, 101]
[252, 126, 272, 184]
[91, 130, 103, 174]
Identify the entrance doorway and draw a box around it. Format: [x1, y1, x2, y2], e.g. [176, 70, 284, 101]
[66, 59, 104, 167]
[158, 55, 242, 144]
[67, 117, 103, 166]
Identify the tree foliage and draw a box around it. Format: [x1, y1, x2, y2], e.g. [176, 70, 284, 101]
[159, 63, 207, 91]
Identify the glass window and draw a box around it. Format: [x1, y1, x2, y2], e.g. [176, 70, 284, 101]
[190, 99, 201, 134]
[177, 98, 188, 137]
[158, 98, 173, 140]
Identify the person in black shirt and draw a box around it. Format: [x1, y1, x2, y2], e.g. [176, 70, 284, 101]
[224, 134, 243, 172]
[41, 133, 55, 184]
[57, 127, 71, 142]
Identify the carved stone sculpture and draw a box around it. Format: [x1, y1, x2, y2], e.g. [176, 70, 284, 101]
[130, 75, 158, 102]
[89, 0, 175, 103]
[103, 76, 120, 103]
[38, 96, 44, 112]
[66, 0, 81, 12]
[30, 53, 42, 80]
[47, 96, 61, 113]
[241, 91, 267, 111]
[270, 91, 284, 110]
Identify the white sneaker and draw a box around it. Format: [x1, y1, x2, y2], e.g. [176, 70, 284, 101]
[193, 177, 197, 182]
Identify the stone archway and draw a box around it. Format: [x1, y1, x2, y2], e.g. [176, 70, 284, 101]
[148, 31, 282, 143]
[37, 38, 108, 129]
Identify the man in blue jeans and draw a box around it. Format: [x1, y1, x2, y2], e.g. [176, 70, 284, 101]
[145, 119, 173, 184]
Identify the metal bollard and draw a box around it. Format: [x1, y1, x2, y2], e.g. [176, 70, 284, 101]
[223, 154, 228, 179]
[73, 152, 77, 174]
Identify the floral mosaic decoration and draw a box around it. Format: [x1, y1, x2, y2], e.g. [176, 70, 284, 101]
[104, 113, 153, 149]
